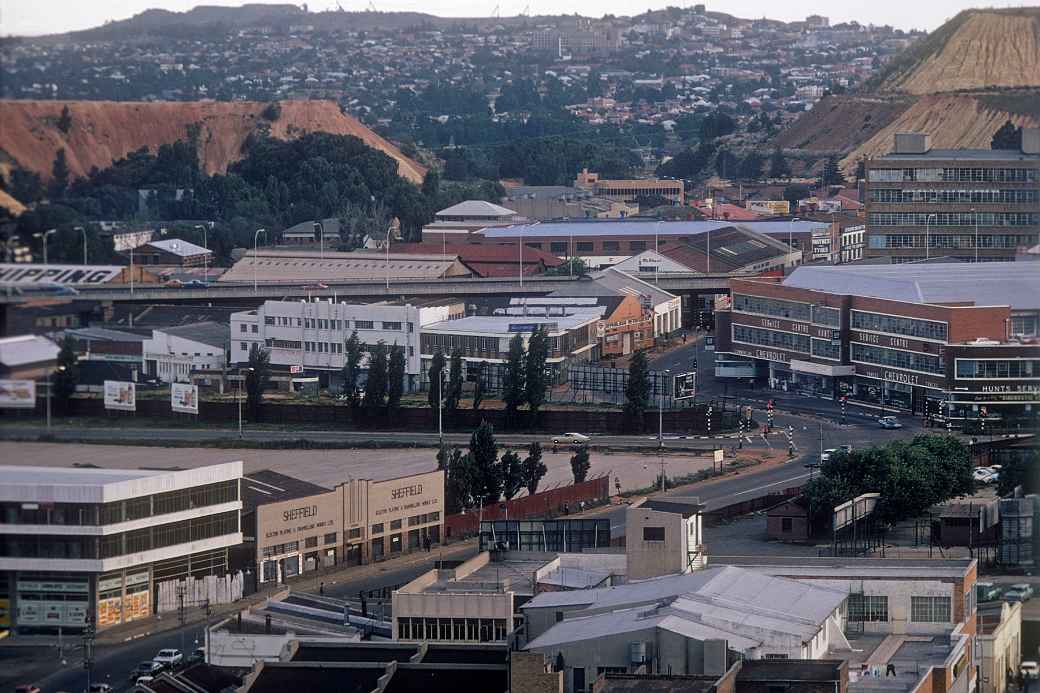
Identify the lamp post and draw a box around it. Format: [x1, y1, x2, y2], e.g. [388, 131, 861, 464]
[519, 230, 524, 289]
[130, 243, 135, 296]
[253, 228, 267, 294]
[658, 368, 671, 449]
[238, 366, 254, 438]
[46, 364, 66, 431]
[74, 226, 87, 265]
[33, 228, 56, 265]
[438, 367, 445, 448]
[194, 224, 209, 283]
[385, 224, 394, 291]
[313, 221, 325, 260]
[788, 217, 800, 269]
[924, 213, 936, 260]
[655, 220, 662, 285]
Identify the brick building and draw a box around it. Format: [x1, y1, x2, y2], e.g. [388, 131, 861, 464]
[714, 264, 1040, 423]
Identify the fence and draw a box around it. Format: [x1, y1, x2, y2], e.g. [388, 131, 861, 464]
[156, 571, 244, 613]
[443, 475, 611, 540]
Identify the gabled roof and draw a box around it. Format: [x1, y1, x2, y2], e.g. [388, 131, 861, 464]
[155, 321, 229, 349]
[0, 334, 59, 367]
[436, 200, 518, 218]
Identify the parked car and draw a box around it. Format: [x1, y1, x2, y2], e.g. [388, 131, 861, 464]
[552, 432, 590, 446]
[976, 581, 1002, 603]
[820, 448, 839, 462]
[131, 661, 164, 681]
[15, 686, 42, 693]
[188, 647, 206, 664]
[183, 279, 209, 288]
[839, 444, 853, 454]
[153, 648, 184, 668]
[973, 467, 998, 484]
[134, 676, 155, 687]
[88, 684, 114, 693]
[1021, 661, 1039, 679]
[878, 416, 903, 429]
[1009, 583, 1034, 601]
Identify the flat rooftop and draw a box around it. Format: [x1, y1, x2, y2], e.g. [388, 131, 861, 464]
[423, 310, 601, 335]
[714, 555, 973, 580]
[0, 464, 162, 487]
[483, 220, 828, 239]
[422, 557, 547, 596]
[877, 148, 1039, 161]
[783, 263, 1040, 312]
[241, 469, 332, 514]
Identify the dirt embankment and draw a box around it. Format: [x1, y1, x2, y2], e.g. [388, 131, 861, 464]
[772, 94, 915, 153]
[0, 99, 426, 185]
[877, 10, 1040, 95]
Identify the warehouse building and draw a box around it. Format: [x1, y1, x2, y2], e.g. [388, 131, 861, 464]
[218, 249, 475, 284]
[0, 462, 243, 632]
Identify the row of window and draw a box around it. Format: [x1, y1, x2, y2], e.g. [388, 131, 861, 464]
[98, 480, 239, 525]
[732, 325, 811, 354]
[408, 512, 440, 526]
[526, 240, 646, 253]
[868, 234, 1036, 249]
[869, 212, 1038, 227]
[851, 343, 944, 375]
[732, 294, 840, 327]
[850, 310, 948, 342]
[956, 359, 1040, 380]
[397, 616, 509, 642]
[811, 338, 841, 360]
[868, 167, 1039, 183]
[262, 316, 413, 332]
[869, 188, 1039, 204]
[847, 595, 951, 623]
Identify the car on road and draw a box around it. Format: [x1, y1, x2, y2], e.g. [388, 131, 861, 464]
[134, 676, 156, 687]
[184, 279, 209, 288]
[303, 282, 329, 290]
[820, 448, 839, 462]
[839, 444, 853, 454]
[552, 432, 590, 446]
[164, 279, 184, 287]
[1021, 661, 1039, 679]
[15, 685, 42, 693]
[1005, 583, 1034, 602]
[88, 684, 114, 693]
[973, 467, 999, 484]
[878, 416, 903, 429]
[153, 648, 184, 668]
[976, 581, 1002, 603]
[132, 661, 164, 681]
[188, 647, 206, 664]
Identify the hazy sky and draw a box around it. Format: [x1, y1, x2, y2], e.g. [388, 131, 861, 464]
[1, 0, 1032, 37]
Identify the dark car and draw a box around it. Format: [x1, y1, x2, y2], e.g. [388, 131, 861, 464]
[131, 661, 164, 681]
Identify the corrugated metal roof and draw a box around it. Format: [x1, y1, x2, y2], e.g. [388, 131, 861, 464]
[0, 334, 59, 367]
[783, 263, 1040, 311]
[147, 238, 212, 257]
[483, 220, 827, 239]
[436, 200, 518, 217]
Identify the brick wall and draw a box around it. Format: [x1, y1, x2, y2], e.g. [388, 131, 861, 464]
[511, 651, 563, 693]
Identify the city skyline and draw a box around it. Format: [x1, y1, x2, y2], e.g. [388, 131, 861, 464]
[3, 0, 1034, 37]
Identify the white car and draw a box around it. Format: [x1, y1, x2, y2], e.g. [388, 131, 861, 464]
[1021, 661, 1039, 679]
[153, 648, 183, 668]
[973, 467, 997, 483]
[552, 432, 590, 446]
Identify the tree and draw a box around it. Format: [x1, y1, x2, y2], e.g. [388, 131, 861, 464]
[570, 445, 591, 483]
[262, 102, 282, 121]
[446, 348, 464, 411]
[500, 449, 525, 500]
[363, 341, 388, 410]
[991, 119, 1023, 150]
[421, 169, 441, 198]
[768, 148, 791, 179]
[472, 364, 486, 410]
[853, 159, 866, 182]
[997, 450, 1039, 496]
[714, 148, 739, 179]
[342, 330, 363, 407]
[524, 326, 549, 413]
[783, 183, 810, 207]
[820, 156, 846, 187]
[49, 148, 70, 199]
[521, 442, 547, 496]
[624, 350, 651, 431]
[10, 169, 44, 204]
[387, 343, 406, 411]
[245, 344, 271, 421]
[427, 350, 446, 413]
[52, 335, 80, 416]
[57, 105, 73, 134]
[445, 447, 475, 514]
[738, 152, 764, 181]
[503, 332, 526, 414]
[469, 420, 502, 506]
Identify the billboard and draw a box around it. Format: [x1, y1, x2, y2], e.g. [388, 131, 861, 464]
[0, 263, 125, 286]
[0, 380, 36, 409]
[674, 371, 697, 400]
[171, 383, 198, 414]
[104, 380, 136, 411]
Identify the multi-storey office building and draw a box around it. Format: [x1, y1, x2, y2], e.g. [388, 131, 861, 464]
[0, 462, 243, 632]
[865, 131, 1040, 262]
[231, 300, 456, 389]
[714, 264, 1040, 422]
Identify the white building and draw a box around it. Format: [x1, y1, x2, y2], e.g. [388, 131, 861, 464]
[142, 322, 228, 383]
[231, 300, 454, 389]
[0, 462, 243, 632]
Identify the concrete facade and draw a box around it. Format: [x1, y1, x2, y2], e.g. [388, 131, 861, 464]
[625, 506, 704, 580]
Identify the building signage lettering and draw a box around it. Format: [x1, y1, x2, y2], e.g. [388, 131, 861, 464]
[283, 505, 318, 522]
[391, 484, 423, 500]
[884, 370, 919, 385]
[761, 318, 781, 329]
[731, 347, 790, 364]
[854, 331, 880, 344]
[791, 323, 810, 334]
[0, 264, 125, 286]
[980, 384, 1040, 393]
[889, 337, 910, 349]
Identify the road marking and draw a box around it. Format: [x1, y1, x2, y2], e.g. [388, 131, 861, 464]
[730, 472, 812, 496]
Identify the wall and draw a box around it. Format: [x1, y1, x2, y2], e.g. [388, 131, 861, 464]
[444, 476, 610, 540]
[255, 489, 342, 579]
[802, 577, 959, 636]
[511, 651, 563, 693]
[626, 507, 692, 580]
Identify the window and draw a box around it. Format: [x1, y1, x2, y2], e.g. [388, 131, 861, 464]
[602, 241, 620, 252]
[733, 325, 811, 354]
[851, 343, 943, 375]
[763, 654, 789, 660]
[356, 320, 374, 330]
[304, 536, 318, 548]
[550, 241, 568, 254]
[848, 594, 888, 622]
[555, 611, 564, 623]
[956, 359, 1039, 380]
[398, 617, 411, 639]
[910, 596, 951, 623]
[643, 526, 665, 541]
[240, 342, 248, 351]
[733, 294, 812, 321]
[371, 523, 384, 534]
[781, 517, 793, 533]
[811, 338, 841, 361]
[629, 241, 647, 252]
[382, 322, 402, 331]
[576, 242, 594, 252]
[390, 533, 402, 552]
[241, 323, 249, 332]
[348, 527, 361, 539]
[251, 324, 258, 333]
[390, 519, 402, 530]
[324, 532, 337, 544]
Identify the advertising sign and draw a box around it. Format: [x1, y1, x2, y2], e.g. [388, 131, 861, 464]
[171, 382, 199, 414]
[0, 379, 36, 409]
[104, 380, 136, 411]
[0, 263, 126, 286]
[673, 371, 697, 400]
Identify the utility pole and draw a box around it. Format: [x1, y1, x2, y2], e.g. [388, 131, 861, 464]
[82, 617, 96, 692]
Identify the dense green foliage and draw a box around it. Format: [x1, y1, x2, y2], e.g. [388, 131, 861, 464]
[570, 445, 591, 483]
[500, 449, 525, 500]
[624, 350, 651, 430]
[342, 331, 363, 407]
[446, 349, 464, 412]
[387, 344, 405, 411]
[470, 420, 503, 506]
[503, 333, 526, 415]
[522, 442, 548, 496]
[524, 326, 550, 413]
[245, 344, 271, 420]
[52, 335, 80, 416]
[362, 341, 388, 410]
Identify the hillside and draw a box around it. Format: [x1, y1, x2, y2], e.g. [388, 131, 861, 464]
[772, 95, 915, 152]
[0, 100, 426, 185]
[873, 8, 1040, 95]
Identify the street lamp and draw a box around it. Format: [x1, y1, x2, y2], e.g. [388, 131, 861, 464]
[46, 364, 66, 431]
[194, 224, 209, 283]
[32, 228, 56, 265]
[788, 217, 800, 269]
[385, 224, 392, 291]
[924, 213, 937, 260]
[971, 208, 979, 263]
[658, 368, 671, 449]
[253, 228, 267, 294]
[238, 366, 254, 438]
[74, 226, 87, 265]
[655, 220, 662, 285]
[518, 229, 524, 289]
[437, 366, 446, 448]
